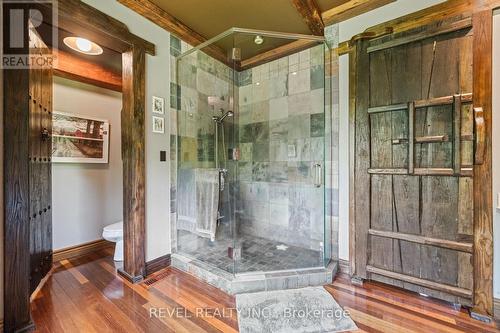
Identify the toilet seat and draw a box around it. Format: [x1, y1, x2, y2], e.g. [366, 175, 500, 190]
[102, 221, 123, 261]
[103, 221, 123, 238]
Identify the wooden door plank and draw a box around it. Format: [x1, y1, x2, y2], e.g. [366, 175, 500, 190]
[366, 265, 472, 298]
[353, 40, 371, 279]
[471, 9, 493, 318]
[368, 229, 473, 253]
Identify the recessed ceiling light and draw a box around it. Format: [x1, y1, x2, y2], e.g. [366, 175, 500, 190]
[63, 36, 103, 55]
[256, 82, 260, 86]
[254, 35, 264, 45]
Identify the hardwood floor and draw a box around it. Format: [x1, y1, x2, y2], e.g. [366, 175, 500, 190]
[31, 250, 499, 333]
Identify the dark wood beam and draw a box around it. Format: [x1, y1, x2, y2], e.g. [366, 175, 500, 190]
[3, 66, 33, 333]
[54, 50, 122, 92]
[321, 0, 396, 25]
[39, 0, 154, 55]
[118, 45, 146, 283]
[291, 0, 325, 35]
[116, 0, 231, 66]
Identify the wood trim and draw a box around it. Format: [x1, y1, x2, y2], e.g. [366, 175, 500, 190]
[472, 9, 494, 318]
[120, 46, 146, 281]
[56, 0, 155, 55]
[338, 28, 393, 55]
[239, 39, 318, 70]
[290, 0, 325, 35]
[366, 17, 473, 53]
[145, 254, 172, 276]
[338, 259, 351, 275]
[52, 239, 114, 262]
[494, 298, 500, 321]
[321, 0, 396, 25]
[368, 229, 473, 253]
[54, 51, 122, 92]
[359, 0, 499, 38]
[348, 44, 357, 277]
[367, 265, 473, 299]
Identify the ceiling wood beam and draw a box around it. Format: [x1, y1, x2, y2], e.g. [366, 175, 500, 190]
[337, 0, 500, 55]
[290, 0, 325, 35]
[54, 50, 122, 92]
[41, 0, 155, 55]
[240, 39, 318, 70]
[116, 0, 231, 66]
[321, 0, 396, 25]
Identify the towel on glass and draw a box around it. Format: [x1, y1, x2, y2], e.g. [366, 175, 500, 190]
[177, 168, 220, 241]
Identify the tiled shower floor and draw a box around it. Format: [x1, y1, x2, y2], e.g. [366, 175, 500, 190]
[177, 231, 324, 274]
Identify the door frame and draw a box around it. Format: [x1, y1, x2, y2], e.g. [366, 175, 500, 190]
[344, 1, 496, 319]
[3, 0, 155, 331]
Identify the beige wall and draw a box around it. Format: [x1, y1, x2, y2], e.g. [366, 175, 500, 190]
[52, 77, 123, 250]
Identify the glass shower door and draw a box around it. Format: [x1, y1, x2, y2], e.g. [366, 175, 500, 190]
[175, 35, 237, 274]
[232, 31, 328, 274]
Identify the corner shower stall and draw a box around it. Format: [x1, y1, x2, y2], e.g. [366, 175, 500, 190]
[172, 28, 338, 293]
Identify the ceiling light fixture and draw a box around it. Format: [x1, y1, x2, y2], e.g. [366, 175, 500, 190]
[63, 36, 103, 55]
[254, 35, 264, 45]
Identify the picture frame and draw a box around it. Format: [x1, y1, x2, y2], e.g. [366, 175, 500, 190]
[152, 96, 165, 115]
[152, 116, 165, 134]
[52, 111, 110, 163]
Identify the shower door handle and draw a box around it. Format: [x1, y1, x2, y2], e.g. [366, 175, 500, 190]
[313, 164, 322, 188]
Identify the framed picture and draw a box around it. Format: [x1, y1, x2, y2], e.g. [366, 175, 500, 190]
[52, 112, 110, 163]
[152, 96, 164, 114]
[152, 116, 165, 134]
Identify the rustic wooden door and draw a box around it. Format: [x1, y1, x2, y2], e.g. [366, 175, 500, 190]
[353, 16, 481, 306]
[28, 29, 53, 293]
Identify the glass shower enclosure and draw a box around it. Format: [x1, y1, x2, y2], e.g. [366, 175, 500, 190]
[175, 28, 334, 277]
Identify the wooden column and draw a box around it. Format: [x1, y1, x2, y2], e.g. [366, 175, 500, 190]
[4, 68, 33, 331]
[118, 46, 146, 282]
[472, 9, 493, 320]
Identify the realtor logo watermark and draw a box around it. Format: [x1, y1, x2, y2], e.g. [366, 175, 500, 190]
[1, 0, 58, 69]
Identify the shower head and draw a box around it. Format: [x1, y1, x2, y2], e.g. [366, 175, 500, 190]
[220, 110, 234, 122]
[213, 110, 233, 123]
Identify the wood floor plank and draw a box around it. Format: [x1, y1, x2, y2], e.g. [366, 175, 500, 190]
[31, 254, 500, 333]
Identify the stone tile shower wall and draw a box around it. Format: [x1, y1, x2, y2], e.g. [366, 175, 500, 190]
[235, 43, 338, 255]
[169, 27, 340, 260]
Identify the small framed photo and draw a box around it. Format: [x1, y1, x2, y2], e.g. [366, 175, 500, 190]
[152, 96, 164, 115]
[152, 116, 165, 134]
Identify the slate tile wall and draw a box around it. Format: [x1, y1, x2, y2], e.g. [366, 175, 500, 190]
[170, 25, 340, 260]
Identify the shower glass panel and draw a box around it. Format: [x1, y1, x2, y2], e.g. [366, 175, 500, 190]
[176, 28, 331, 276]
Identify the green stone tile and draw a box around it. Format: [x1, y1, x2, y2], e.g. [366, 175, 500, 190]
[252, 162, 269, 182]
[310, 65, 324, 90]
[239, 162, 253, 181]
[288, 115, 310, 139]
[269, 162, 288, 183]
[170, 35, 181, 56]
[240, 143, 253, 161]
[253, 142, 269, 162]
[269, 119, 288, 141]
[310, 113, 325, 137]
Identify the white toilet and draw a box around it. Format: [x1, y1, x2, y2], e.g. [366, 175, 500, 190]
[103, 221, 124, 261]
